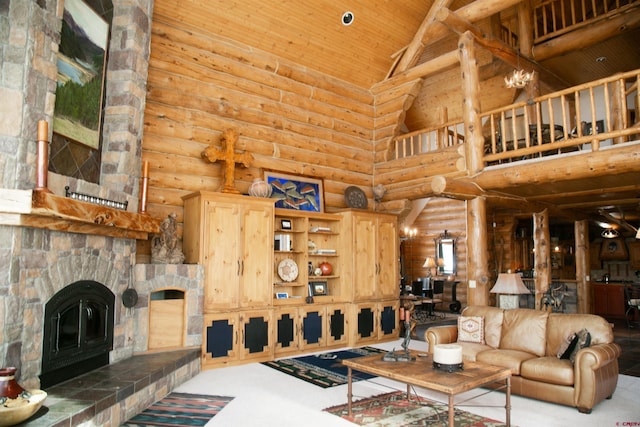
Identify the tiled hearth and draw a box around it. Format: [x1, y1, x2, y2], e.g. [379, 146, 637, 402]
[22, 348, 200, 426]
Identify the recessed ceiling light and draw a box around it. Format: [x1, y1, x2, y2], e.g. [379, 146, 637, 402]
[342, 11, 354, 26]
[596, 56, 607, 63]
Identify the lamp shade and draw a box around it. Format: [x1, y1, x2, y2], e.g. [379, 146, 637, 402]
[490, 273, 530, 295]
[422, 257, 437, 268]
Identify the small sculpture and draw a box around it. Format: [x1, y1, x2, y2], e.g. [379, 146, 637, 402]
[151, 213, 185, 264]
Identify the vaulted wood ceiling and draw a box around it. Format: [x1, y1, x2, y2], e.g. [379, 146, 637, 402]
[157, 0, 640, 235]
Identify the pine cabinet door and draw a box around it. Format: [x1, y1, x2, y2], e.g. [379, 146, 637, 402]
[203, 201, 241, 310]
[239, 203, 274, 307]
[353, 215, 377, 301]
[377, 215, 398, 299]
[203, 312, 239, 368]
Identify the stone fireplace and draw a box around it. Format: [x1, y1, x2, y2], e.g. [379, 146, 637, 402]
[40, 280, 115, 388]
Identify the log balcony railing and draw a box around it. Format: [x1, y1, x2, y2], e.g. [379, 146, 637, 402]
[392, 68, 640, 165]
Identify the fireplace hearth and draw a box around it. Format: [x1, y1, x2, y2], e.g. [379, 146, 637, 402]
[40, 280, 115, 388]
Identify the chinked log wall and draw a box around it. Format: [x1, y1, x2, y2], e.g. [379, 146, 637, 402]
[144, 10, 422, 226]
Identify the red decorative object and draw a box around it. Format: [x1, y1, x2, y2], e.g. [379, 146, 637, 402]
[0, 367, 26, 399]
[319, 261, 333, 276]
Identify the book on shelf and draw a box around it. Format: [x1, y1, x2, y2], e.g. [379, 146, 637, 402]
[314, 249, 336, 255]
[310, 226, 331, 232]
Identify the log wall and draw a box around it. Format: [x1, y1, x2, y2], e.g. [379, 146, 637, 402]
[143, 10, 378, 223]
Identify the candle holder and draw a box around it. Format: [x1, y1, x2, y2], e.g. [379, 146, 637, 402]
[65, 186, 128, 210]
[35, 120, 51, 192]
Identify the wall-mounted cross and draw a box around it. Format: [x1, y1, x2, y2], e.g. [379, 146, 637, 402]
[202, 129, 253, 194]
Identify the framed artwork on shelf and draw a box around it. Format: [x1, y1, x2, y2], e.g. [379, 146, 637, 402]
[310, 281, 328, 296]
[53, 0, 109, 150]
[276, 292, 289, 299]
[265, 172, 324, 212]
[280, 219, 292, 230]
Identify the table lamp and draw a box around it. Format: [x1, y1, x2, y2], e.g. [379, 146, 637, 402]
[423, 256, 437, 277]
[490, 273, 530, 309]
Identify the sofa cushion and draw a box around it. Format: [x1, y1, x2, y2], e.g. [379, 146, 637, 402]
[456, 342, 493, 361]
[458, 316, 484, 344]
[461, 306, 504, 348]
[520, 357, 574, 386]
[546, 313, 613, 357]
[476, 349, 537, 375]
[500, 308, 548, 356]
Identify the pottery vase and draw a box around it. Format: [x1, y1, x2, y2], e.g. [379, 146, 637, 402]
[319, 261, 333, 276]
[248, 178, 272, 198]
[0, 367, 26, 399]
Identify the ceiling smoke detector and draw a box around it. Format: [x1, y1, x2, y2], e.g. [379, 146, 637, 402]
[342, 11, 354, 26]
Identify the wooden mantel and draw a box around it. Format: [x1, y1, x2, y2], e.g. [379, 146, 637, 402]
[0, 189, 160, 240]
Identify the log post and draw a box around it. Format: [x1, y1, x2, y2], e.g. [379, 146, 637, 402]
[458, 31, 485, 175]
[575, 220, 590, 314]
[467, 197, 490, 306]
[533, 209, 551, 309]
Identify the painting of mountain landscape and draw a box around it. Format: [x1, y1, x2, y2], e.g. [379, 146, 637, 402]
[53, 0, 109, 149]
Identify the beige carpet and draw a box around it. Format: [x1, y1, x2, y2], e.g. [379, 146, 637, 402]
[174, 338, 639, 426]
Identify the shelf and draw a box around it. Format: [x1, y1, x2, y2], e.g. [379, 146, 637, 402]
[0, 189, 160, 239]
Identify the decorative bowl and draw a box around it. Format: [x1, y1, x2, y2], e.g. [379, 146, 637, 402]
[0, 389, 47, 427]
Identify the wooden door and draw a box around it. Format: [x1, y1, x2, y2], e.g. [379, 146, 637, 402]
[203, 200, 241, 310]
[300, 305, 326, 350]
[202, 312, 239, 368]
[239, 201, 274, 308]
[352, 214, 377, 301]
[377, 215, 398, 299]
[274, 306, 301, 356]
[239, 309, 273, 361]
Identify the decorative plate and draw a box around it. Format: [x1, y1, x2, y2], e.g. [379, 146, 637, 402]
[344, 186, 368, 209]
[277, 259, 299, 282]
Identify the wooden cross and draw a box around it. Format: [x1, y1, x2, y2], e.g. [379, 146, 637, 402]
[202, 129, 253, 194]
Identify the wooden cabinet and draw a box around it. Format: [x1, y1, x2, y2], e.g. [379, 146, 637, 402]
[342, 211, 398, 301]
[202, 309, 273, 367]
[183, 192, 274, 310]
[629, 242, 640, 269]
[590, 242, 602, 270]
[273, 303, 348, 357]
[351, 301, 400, 346]
[592, 283, 626, 319]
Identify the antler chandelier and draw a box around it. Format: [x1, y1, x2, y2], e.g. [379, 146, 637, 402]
[504, 69, 535, 88]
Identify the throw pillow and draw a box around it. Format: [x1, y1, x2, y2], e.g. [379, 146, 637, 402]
[458, 316, 485, 344]
[557, 329, 591, 362]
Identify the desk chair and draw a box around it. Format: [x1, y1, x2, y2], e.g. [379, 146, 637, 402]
[625, 284, 640, 328]
[423, 279, 445, 320]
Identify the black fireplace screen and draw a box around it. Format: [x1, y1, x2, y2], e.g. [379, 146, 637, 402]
[40, 280, 115, 388]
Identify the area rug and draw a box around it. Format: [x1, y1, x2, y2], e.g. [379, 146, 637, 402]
[261, 346, 386, 388]
[324, 391, 507, 427]
[121, 392, 234, 426]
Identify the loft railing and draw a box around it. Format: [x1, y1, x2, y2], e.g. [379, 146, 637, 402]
[533, 0, 638, 42]
[391, 68, 640, 165]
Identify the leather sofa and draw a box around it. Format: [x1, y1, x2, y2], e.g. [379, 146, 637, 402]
[425, 306, 622, 413]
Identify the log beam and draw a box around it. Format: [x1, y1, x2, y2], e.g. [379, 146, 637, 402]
[575, 220, 590, 314]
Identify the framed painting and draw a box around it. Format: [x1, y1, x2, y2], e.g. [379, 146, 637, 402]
[265, 172, 324, 212]
[53, 0, 109, 149]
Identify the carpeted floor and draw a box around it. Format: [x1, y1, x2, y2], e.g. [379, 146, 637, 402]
[261, 346, 385, 388]
[121, 392, 234, 426]
[324, 390, 506, 427]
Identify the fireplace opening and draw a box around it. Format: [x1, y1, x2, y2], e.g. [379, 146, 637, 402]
[40, 280, 115, 388]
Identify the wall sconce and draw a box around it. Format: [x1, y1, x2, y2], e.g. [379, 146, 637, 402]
[601, 228, 619, 239]
[490, 273, 530, 309]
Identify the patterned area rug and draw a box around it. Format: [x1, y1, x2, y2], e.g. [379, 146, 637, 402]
[121, 392, 234, 426]
[324, 391, 507, 427]
[261, 346, 385, 388]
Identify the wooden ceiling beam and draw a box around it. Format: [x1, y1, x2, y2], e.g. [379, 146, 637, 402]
[435, 7, 569, 90]
[391, 0, 522, 77]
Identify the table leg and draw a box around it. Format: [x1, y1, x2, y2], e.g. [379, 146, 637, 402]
[448, 394, 454, 427]
[347, 367, 353, 416]
[505, 376, 511, 426]
[406, 383, 411, 401]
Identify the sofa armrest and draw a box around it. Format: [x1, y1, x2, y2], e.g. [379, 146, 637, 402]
[424, 325, 457, 353]
[574, 343, 622, 413]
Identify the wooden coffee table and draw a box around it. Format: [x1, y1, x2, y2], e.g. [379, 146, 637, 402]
[342, 350, 511, 427]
